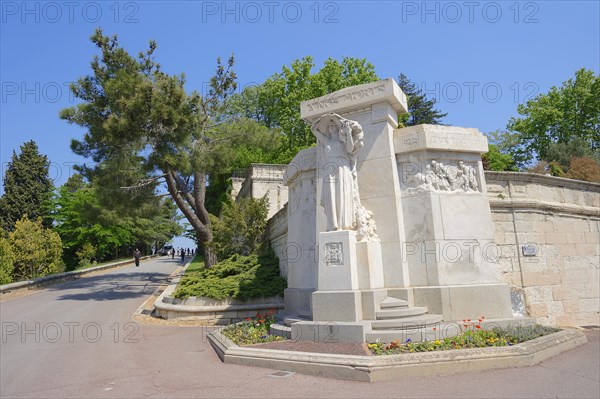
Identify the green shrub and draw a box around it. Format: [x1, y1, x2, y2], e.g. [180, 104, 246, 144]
[9, 216, 64, 280]
[76, 243, 96, 268]
[174, 249, 286, 300]
[208, 196, 269, 260]
[0, 234, 14, 285]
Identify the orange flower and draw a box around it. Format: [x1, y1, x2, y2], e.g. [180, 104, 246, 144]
[467, 319, 471, 322]
[478, 319, 483, 322]
[463, 324, 468, 328]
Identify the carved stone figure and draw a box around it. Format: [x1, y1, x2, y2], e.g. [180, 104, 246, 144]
[311, 113, 378, 241]
[403, 160, 480, 195]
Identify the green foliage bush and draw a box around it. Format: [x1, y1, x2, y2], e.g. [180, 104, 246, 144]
[208, 196, 269, 260]
[0, 234, 14, 285]
[76, 243, 97, 269]
[8, 216, 64, 280]
[482, 144, 517, 171]
[174, 250, 286, 300]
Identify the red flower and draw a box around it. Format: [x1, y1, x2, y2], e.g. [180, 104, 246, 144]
[245, 317, 251, 321]
[432, 327, 437, 331]
[476, 325, 481, 329]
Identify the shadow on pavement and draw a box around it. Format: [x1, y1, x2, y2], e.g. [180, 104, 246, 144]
[48, 267, 174, 302]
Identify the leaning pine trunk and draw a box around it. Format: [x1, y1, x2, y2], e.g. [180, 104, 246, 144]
[202, 244, 218, 268]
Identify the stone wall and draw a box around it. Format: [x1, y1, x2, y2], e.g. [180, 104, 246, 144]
[236, 164, 288, 219]
[486, 172, 600, 327]
[263, 171, 600, 327]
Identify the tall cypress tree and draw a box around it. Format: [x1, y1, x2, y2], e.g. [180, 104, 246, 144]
[0, 140, 54, 231]
[397, 73, 448, 126]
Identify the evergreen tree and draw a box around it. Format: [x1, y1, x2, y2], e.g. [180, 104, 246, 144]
[0, 140, 54, 231]
[397, 73, 447, 126]
[61, 29, 237, 267]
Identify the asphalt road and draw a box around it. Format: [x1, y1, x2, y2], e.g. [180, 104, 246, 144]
[1, 256, 599, 398]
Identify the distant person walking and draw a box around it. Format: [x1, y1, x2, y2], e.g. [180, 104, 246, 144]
[133, 248, 142, 267]
[180, 248, 185, 262]
[171, 249, 175, 259]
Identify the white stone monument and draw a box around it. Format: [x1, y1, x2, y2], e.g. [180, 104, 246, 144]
[283, 78, 515, 343]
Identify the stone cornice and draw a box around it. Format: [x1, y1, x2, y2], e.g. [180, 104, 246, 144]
[489, 198, 600, 218]
[485, 171, 600, 191]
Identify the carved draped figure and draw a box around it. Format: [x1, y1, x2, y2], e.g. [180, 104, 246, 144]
[321, 141, 355, 231]
[312, 114, 360, 232]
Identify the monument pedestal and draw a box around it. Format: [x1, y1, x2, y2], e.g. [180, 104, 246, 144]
[411, 284, 513, 320]
[395, 124, 514, 320]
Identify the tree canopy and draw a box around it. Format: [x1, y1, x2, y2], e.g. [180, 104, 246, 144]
[226, 56, 379, 155]
[0, 140, 54, 231]
[397, 73, 447, 126]
[54, 174, 183, 268]
[61, 29, 244, 266]
[506, 68, 599, 167]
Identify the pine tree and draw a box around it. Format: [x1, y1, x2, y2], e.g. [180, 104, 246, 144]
[0, 141, 54, 231]
[397, 73, 447, 126]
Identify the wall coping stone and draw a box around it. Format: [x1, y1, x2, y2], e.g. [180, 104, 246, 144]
[485, 171, 600, 191]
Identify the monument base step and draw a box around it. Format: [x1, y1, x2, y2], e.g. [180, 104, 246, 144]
[284, 314, 311, 326]
[371, 314, 444, 330]
[270, 323, 292, 339]
[380, 297, 409, 309]
[376, 306, 428, 319]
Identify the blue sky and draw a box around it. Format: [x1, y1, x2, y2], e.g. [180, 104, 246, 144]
[1, 0, 599, 247]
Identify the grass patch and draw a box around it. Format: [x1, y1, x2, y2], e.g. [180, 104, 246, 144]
[221, 311, 284, 345]
[367, 324, 560, 355]
[173, 250, 286, 300]
[184, 255, 204, 275]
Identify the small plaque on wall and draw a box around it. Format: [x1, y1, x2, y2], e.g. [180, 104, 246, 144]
[522, 244, 538, 257]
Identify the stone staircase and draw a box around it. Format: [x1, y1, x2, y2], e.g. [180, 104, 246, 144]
[270, 297, 448, 343]
[365, 297, 444, 343]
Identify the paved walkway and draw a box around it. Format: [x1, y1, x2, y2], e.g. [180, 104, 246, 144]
[1, 256, 598, 398]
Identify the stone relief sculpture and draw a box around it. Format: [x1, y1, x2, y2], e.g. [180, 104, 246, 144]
[311, 113, 379, 242]
[324, 242, 344, 265]
[403, 160, 480, 195]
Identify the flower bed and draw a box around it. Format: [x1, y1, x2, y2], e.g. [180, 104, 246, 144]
[221, 310, 285, 345]
[367, 324, 559, 355]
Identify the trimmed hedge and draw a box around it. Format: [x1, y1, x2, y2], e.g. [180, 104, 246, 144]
[173, 250, 286, 300]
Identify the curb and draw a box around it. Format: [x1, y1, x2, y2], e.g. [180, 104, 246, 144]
[132, 256, 193, 318]
[207, 328, 588, 382]
[0, 255, 158, 294]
